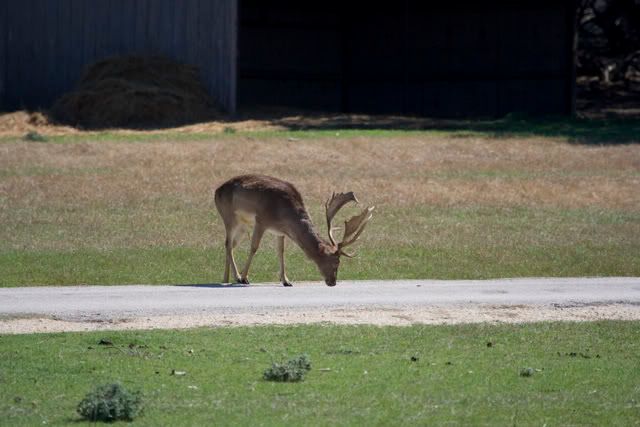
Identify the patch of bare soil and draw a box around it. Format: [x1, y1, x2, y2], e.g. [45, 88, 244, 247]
[1, 304, 639, 334]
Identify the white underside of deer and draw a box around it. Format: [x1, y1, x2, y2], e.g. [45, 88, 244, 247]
[214, 174, 374, 287]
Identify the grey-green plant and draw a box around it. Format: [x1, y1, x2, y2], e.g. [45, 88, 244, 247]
[263, 354, 312, 382]
[519, 367, 535, 377]
[76, 383, 143, 422]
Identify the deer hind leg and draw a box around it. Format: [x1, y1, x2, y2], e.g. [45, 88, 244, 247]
[277, 236, 293, 287]
[223, 221, 245, 284]
[239, 222, 266, 284]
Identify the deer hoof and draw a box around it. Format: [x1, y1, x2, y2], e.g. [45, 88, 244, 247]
[282, 281, 293, 287]
[238, 278, 250, 285]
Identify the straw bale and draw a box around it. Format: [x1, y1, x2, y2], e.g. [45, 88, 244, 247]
[51, 56, 218, 128]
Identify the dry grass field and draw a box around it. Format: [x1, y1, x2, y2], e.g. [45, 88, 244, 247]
[0, 116, 639, 285]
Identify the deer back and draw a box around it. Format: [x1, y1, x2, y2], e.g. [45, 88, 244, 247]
[215, 174, 310, 227]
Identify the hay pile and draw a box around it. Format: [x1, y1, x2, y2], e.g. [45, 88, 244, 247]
[51, 56, 218, 128]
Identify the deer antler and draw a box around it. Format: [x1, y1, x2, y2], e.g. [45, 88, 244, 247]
[325, 190, 374, 255]
[338, 206, 375, 257]
[325, 192, 358, 246]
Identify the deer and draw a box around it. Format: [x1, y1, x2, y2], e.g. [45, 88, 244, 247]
[214, 174, 374, 287]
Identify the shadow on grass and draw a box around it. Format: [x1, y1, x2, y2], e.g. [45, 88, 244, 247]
[5, 107, 639, 145]
[254, 111, 640, 145]
[443, 116, 640, 146]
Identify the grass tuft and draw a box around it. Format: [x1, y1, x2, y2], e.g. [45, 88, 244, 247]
[22, 131, 48, 142]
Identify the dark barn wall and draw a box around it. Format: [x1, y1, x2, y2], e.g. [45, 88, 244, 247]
[239, 0, 576, 117]
[0, 2, 7, 107]
[239, 2, 343, 111]
[0, 2, 6, 108]
[1, 0, 237, 112]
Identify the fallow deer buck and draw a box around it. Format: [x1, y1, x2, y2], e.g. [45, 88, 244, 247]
[214, 174, 374, 287]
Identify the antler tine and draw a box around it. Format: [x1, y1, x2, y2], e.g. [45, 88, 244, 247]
[339, 206, 375, 251]
[325, 191, 358, 246]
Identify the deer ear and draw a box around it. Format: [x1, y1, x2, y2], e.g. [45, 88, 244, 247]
[319, 242, 337, 255]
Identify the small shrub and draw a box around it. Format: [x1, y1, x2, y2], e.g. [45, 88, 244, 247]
[223, 126, 236, 134]
[503, 112, 530, 121]
[519, 367, 535, 377]
[263, 354, 312, 382]
[23, 131, 47, 142]
[77, 383, 143, 422]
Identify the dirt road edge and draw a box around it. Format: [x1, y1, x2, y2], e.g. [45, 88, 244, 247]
[2, 303, 639, 334]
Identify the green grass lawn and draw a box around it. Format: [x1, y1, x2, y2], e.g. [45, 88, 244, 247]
[1, 206, 638, 286]
[1, 322, 639, 425]
[0, 235, 637, 287]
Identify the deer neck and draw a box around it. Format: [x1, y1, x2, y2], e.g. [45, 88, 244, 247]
[287, 215, 333, 264]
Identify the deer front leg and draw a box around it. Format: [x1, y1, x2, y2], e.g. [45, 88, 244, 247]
[277, 236, 293, 287]
[239, 223, 266, 284]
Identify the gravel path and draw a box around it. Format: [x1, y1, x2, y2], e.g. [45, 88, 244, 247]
[1, 278, 639, 334]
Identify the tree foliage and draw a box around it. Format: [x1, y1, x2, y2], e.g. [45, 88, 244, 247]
[577, 0, 640, 83]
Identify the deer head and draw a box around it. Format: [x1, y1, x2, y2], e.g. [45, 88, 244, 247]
[322, 192, 375, 286]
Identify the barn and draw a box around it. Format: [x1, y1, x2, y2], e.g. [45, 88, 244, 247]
[0, 0, 577, 118]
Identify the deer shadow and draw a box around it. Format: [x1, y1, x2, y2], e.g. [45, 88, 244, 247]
[174, 283, 250, 289]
